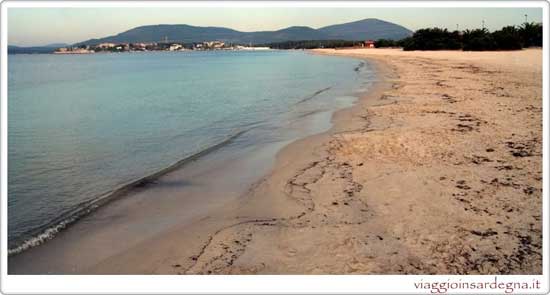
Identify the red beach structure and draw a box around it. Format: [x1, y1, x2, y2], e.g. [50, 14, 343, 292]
[365, 40, 375, 48]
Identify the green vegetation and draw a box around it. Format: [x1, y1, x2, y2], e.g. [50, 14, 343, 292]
[400, 28, 462, 50]
[393, 22, 542, 51]
[519, 22, 543, 47]
[373, 39, 400, 48]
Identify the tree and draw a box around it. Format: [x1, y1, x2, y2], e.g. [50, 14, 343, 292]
[374, 39, 398, 48]
[519, 22, 542, 47]
[492, 26, 522, 50]
[403, 28, 461, 51]
[462, 28, 495, 51]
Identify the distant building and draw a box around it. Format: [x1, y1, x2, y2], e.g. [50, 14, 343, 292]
[234, 45, 271, 51]
[130, 43, 148, 51]
[365, 40, 375, 48]
[203, 41, 225, 49]
[168, 44, 183, 51]
[54, 47, 94, 54]
[97, 43, 117, 49]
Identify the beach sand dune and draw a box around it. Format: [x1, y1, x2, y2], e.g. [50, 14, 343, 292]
[29, 48, 541, 275]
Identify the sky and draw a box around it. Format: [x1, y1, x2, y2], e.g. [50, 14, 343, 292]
[8, 7, 543, 47]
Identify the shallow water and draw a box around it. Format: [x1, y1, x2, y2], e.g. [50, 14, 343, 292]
[8, 50, 374, 254]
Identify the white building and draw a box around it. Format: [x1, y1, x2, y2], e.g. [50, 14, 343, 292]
[168, 44, 183, 51]
[97, 43, 117, 49]
[203, 41, 225, 49]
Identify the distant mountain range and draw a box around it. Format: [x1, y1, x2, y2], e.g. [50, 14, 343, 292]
[8, 45, 56, 54]
[8, 43, 69, 54]
[9, 18, 412, 53]
[76, 18, 411, 46]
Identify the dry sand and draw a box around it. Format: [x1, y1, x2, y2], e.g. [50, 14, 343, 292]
[88, 48, 543, 274]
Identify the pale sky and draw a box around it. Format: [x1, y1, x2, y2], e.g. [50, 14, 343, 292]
[8, 7, 543, 46]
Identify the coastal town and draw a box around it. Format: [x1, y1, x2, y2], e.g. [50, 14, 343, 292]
[54, 40, 271, 54]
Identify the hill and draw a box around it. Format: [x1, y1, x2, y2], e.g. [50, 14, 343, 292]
[75, 18, 412, 45]
[319, 18, 412, 41]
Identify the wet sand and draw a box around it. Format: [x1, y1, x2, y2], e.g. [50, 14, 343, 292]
[10, 48, 542, 274]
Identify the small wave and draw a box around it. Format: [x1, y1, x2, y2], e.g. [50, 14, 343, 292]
[8, 205, 96, 256]
[296, 87, 331, 105]
[8, 129, 248, 256]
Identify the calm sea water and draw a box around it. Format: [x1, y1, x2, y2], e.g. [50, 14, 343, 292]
[8, 50, 372, 253]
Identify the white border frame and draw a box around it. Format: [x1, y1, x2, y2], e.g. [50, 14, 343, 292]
[0, 1, 549, 294]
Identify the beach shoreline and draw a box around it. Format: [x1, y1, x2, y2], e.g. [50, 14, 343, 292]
[82, 55, 394, 274]
[9, 48, 542, 274]
[82, 55, 393, 274]
[8, 51, 373, 274]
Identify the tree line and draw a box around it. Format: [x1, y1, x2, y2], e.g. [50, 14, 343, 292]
[262, 22, 542, 51]
[377, 22, 542, 51]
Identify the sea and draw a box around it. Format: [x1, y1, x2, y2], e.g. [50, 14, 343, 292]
[7, 50, 374, 255]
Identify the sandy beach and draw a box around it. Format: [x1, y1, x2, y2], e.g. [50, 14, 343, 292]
[9, 48, 542, 275]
